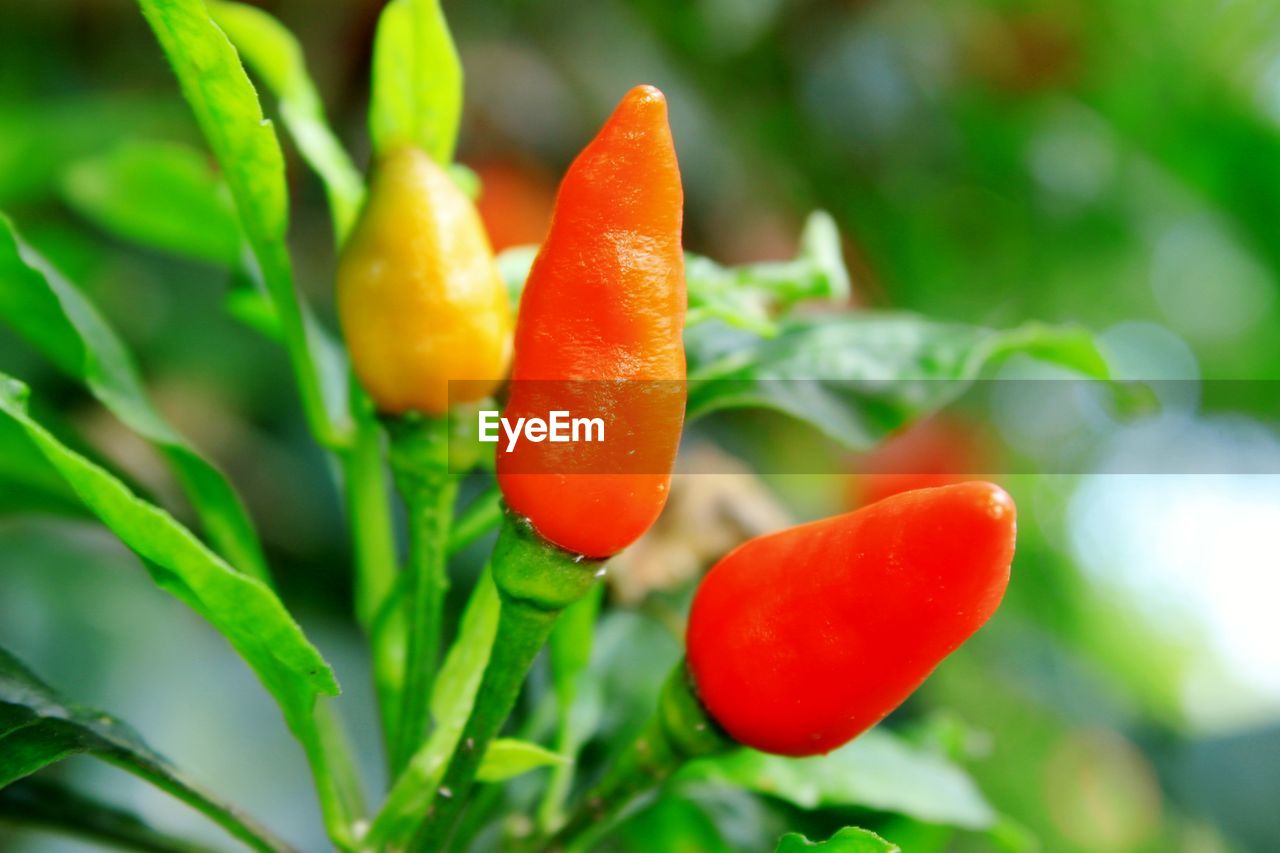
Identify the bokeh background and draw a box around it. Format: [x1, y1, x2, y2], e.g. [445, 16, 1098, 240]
[3, 0, 1280, 850]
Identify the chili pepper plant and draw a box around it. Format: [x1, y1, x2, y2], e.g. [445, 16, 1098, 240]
[0, 1, 1114, 851]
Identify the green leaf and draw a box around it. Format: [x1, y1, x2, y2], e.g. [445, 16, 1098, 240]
[136, 0, 348, 445]
[476, 738, 567, 783]
[683, 729, 997, 830]
[686, 312, 1110, 449]
[369, 0, 462, 164]
[776, 827, 900, 853]
[208, 1, 365, 244]
[686, 211, 851, 335]
[496, 211, 850, 334]
[365, 568, 501, 847]
[0, 215, 269, 582]
[0, 778, 211, 853]
[60, 140, 241, 265]
[0, 645, 286, 851]
[0, 374, 351, 842]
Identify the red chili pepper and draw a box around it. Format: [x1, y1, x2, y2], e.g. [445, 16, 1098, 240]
[686, 481, 1016, 756]
[497, 85, 686, 559]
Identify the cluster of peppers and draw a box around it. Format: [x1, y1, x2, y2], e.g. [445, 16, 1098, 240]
[338, 85, 1017, 850]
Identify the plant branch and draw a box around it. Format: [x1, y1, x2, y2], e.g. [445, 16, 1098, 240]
[343, 392, 402, 762]
[388, 415, 458, 778]
[405, 515, 602, 851]
[542, 663, 732, 851]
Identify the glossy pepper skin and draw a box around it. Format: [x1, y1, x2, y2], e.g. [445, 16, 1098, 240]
[338, 146, 512, 415]
[497, 85, 686, 559]
[686, 481, 1016, 757]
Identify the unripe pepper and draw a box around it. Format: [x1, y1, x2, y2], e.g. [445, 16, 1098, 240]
[497, 85, 686, 559]
[337, 146, 512, 415]
[687, 481, 1016, 756]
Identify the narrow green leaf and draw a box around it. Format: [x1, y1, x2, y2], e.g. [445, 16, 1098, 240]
[60, 140, 241, 265]
[0, 645, 287, 851]
[365, 568, 500, 847]
[0, 778, 212, 853]
[686, 312, 1110, 449]
[136, 0, 348, 445]
[476, 738, 567, 783]
[776, 827, 900, 853]
[369, 0, 463, 163]
[0, 215, 269, 582]
[0, 374, 352, 843]
[448, 485, 503, 556]
[684, 729, 997, 830]
[208, 1, 365, 243]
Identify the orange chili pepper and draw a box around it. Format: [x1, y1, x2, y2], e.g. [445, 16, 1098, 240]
[498, 85, 686, 559]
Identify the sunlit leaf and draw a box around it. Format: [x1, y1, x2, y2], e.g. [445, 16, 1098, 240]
[209, 1, 364, 243]
[369, 0, 462, 164]
[0, 216, 268, 581]
[0, 645, 287, 851]
[0, 373, 345, 840]
[136, 0, 348, 444]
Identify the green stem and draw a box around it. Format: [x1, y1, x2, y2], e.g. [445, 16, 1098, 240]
[535, 722, 577, 837]
[388, 415, 457, 778]
[299, 703, 366, 851]
[536, 585, 604, 833]
[543, 663, 732, 852]
[342, 395, 402, 763]
[406, 516, 602, 851]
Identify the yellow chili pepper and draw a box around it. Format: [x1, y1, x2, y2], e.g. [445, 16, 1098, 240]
[338, 147, 512, 415]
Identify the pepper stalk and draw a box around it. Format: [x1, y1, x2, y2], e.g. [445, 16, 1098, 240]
[406, 512, 603, 850]
[386, 413, 458, 778]
[541, 662, 732, 851]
